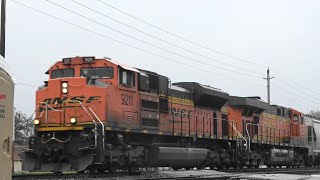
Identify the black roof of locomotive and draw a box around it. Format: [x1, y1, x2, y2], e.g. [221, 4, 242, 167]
[172, 82, 229, 109]
[229, 96, 269, 110]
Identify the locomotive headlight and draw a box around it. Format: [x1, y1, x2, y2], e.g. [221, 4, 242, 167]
[70, 117, 77, 124]
[62, 82, 68, 88]
[34, 119, 40, 125]
[61, 82, 68, 94]
[62, 88, 68, 94]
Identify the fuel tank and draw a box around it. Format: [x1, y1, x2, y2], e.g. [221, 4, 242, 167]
[267, 149, 294, 165]
[147, 146, 208, 169]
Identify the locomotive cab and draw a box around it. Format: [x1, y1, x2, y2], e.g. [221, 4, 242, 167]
[25, 56, 142, 173]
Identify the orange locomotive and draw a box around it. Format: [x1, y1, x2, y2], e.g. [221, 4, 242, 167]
[24, 56, 309, 173]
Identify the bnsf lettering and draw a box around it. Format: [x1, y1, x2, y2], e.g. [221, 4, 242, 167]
[53, 97, 68, 104]
[42, 96, 101, 105]
[121, 94, 133, 106]
[170, 107, 193, 118]
[43, 98, 52, 104]
[71, 96, 85, 103]
[86, 96, 100, 103]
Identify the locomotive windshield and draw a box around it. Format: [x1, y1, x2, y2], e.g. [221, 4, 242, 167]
[80, 67, 114, 79]
[51, 68, 74, 79]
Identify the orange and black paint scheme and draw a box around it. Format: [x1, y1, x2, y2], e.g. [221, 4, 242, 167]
[24, 56, 311, 173]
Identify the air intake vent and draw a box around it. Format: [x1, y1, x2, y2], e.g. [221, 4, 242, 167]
[142, 100, 158, 110]
[142, 118, 159, 127]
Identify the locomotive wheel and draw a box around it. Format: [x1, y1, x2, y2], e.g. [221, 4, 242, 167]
[232, 164, 238, 169]
[108, 163, 118, 173]
[196, 165, 205, 170]
[238, 162, 243, 169]
[97, 168, 107, 173]
[217, 164, 226, 170]
[128, 164, 141, 175]
[89, 166, 98, 174]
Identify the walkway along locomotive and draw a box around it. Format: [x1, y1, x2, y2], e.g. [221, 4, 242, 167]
[24, 56, 312, 173]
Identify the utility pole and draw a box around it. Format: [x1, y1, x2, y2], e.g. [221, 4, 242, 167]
[0, 0, 5, 58]
[263, 68, 275, 105]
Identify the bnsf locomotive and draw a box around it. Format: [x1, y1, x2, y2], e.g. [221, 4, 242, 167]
[24, 56, 318, 173]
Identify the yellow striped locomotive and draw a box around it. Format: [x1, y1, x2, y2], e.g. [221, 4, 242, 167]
[25, 56, 316, 173]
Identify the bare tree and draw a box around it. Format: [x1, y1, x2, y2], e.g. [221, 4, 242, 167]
[14, 111, 34, 145]
[309, 110, 320, 118]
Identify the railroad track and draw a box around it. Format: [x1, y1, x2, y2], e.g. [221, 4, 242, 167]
[13, 167, 320, 180]
[220, 167, 320, 174]
[12, 171, 233, 180]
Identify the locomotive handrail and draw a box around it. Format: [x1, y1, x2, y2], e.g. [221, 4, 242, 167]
[71, 100, 98, 149]
[41, 132, 72, 144]
[245, 123, 251, 152]
[38, 102, 49, 126]
[229, 121, 248, 150]
[38, 100, 99, 149]
[88, 106, 105, 160]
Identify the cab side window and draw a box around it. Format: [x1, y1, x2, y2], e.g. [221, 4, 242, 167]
[119, 68, 135, 86]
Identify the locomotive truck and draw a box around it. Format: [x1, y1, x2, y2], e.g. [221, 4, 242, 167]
[24, 56, 313, 173]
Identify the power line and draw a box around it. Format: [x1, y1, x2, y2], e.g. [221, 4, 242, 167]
[274, 71, 320, 98]
[10, 0, 320, 111]
[43, 0, 262, 79]
[275, 78, 320, 103]
[95, 0, 266, 68]
[274, 88, 311, 113]
[71, 0, 265, 77]
[15, 82, 38, 88]
[9, 0, 262, 86]
[95, 0, 320, 105]
[272, 81, 320, 106]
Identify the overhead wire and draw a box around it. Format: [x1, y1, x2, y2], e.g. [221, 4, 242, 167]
[71, 0, 265, 77]
[8, 0, 264, 91]
[95, 0, 320, 107]
[95, 0, 267, 68]
[274, 71, 320, 97]
[15, 82, 38, 88]
[10, 0, 320, 112]
[272, 81, 320, 106]
[42, 0, 262, 79]
[274, 78, 320, 102]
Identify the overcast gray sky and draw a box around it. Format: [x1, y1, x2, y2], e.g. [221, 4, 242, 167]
[6, 0, 320, 115]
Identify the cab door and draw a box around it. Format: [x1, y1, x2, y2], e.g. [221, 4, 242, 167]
[117, 68, 139, 129]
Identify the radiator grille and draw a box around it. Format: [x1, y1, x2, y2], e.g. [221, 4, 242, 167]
[141, 100, 159, 110]
[141, 118, 159, 127]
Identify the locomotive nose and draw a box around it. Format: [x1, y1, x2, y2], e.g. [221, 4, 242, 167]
[36, 77, 105, 126]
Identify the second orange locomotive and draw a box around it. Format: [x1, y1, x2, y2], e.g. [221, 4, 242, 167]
[25, 56, 309, 173]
